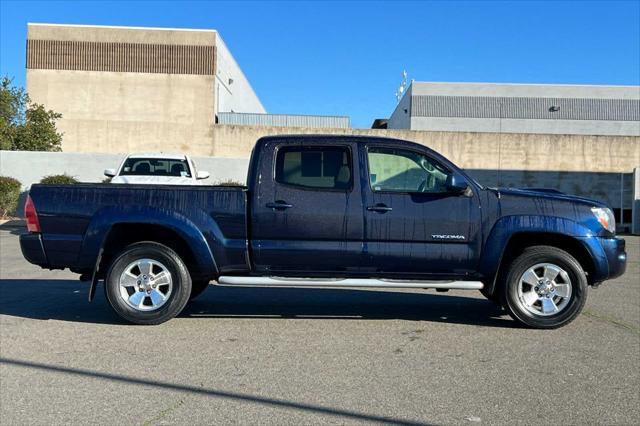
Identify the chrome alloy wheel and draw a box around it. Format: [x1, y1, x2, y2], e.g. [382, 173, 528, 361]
[516, 263, 572, 317]
[118, 259, 173, 311]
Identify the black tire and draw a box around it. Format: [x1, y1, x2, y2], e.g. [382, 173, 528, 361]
[104, 242, 192, 325]
[189, 279, 210, 301]
[501, 246, 588, 329]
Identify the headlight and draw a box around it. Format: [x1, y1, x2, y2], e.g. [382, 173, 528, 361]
[591, 207, 616, 234]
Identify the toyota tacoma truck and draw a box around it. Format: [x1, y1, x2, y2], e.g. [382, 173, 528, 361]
[20, 135, 627, 328]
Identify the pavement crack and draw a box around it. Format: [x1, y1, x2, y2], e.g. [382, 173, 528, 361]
[581, 310, 639, 334]
[141, 399, 184, 426]
[395, 329, 425, 354]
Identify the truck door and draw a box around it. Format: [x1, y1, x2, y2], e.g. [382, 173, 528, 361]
[361, 142, 482, 276]
[250, 139, 364, 275]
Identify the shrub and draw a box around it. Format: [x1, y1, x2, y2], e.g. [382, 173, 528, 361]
[0, 176, 21, 218]
[215, 179, 245, 187]
[39, 174, 78, 184]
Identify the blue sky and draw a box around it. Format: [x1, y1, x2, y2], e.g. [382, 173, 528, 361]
[1, 0, 639, 128]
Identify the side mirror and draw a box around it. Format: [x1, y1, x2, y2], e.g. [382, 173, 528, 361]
[196, 171, 210, 180]
[446, 173, 468, 194]
[104, 168, 116, 178]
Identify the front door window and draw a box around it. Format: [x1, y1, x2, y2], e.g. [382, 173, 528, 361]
[367, 147, 449, 193]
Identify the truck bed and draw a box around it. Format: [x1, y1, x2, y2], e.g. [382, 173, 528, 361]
[24, 183, 247, 273]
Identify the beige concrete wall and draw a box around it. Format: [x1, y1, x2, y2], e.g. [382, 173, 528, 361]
[209, 125, 640, 173]
[25, 24, 262, 154]
[27, 69, 215, 153]
[28, 23, 216, 45]
[26, 24, 218, 154]
[38, 108, 638, 172]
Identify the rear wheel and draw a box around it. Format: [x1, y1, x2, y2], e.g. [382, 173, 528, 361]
[104, 242, 192, 325]
[501, 246, 587, 329]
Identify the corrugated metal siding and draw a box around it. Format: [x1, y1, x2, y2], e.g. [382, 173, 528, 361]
[26, 39, 215, 75]
[411, 95, 640, 121]
[217, 112, 350, 128]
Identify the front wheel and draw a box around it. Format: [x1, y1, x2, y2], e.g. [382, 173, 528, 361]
[502, 246, 588, 329]
[104, 242, 192, 325]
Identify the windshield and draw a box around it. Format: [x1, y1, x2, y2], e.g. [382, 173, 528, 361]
[119, 158, 192, 177]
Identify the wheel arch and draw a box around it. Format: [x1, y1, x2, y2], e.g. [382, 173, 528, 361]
[98, 223, 217, 281]
[79, 206, 219, 282]
[499, 232, 595, 281]
[481, 228, 598, 297]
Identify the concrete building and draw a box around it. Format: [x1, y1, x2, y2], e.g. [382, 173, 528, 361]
[388, 81, 640, 136]
[26, 23, 265, 153]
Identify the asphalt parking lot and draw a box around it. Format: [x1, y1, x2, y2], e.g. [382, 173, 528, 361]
[0, 228, 638, 425]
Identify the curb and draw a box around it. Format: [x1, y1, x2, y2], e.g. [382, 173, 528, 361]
[0, 219, 26, 229]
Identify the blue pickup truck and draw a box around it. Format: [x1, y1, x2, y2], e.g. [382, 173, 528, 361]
[21, 135, 626, 328]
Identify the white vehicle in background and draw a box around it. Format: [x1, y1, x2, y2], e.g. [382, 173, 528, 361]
[104, 153, 210, 185]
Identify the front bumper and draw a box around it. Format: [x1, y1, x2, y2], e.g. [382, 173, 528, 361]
[600, 237, 626, 281]
[579, 236, 626, 284]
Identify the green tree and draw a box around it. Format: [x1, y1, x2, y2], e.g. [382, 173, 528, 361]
[0, 78, 27, 150]
[0, 77, 63, 151]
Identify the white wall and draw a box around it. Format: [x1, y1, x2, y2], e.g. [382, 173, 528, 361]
[215, 34, 266, 114]
[387, 85, 412, 129]
[0, 151, 249, 189]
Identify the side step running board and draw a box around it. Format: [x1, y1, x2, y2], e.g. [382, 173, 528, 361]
[216, 276, 483, 290]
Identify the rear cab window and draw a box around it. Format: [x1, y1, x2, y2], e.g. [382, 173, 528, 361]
[275, 146, 353, 190]
[120, 158, 192, 177]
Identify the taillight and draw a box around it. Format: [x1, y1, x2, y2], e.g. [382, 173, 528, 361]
[25, 195, 41, 233]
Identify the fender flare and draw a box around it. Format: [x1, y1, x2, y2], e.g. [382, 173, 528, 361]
[479, 215, 596, 295]
[81, 206, 220, 301]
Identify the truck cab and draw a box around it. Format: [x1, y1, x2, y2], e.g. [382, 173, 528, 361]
[248, 136, 482, 278]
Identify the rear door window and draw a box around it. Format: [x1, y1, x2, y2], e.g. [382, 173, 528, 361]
[275, 146, 352, 190]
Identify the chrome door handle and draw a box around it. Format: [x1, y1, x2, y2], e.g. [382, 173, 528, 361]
[367, 204, 393, 212]
[266, 201, 293, 210]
